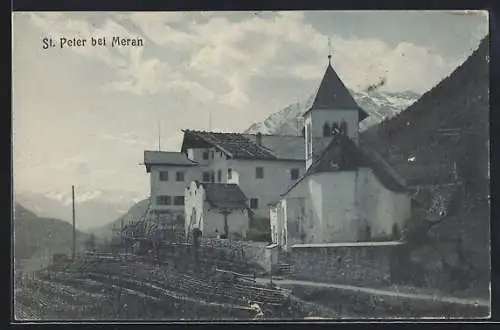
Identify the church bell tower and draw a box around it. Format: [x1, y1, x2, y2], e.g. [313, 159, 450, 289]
[304, 50, 369, 170]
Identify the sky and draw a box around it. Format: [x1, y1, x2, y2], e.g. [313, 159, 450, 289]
[12, 10, 489, 197]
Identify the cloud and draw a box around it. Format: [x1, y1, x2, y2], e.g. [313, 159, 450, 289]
[98, 133, 150, 147]
[27, 12, 470, 103]
[54, 155, 89, 171]
[126, 13, 199, 48]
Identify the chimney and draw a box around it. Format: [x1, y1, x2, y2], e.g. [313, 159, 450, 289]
[256, 132, 262, 146]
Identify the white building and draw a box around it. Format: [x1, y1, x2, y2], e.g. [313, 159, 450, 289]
[270, 58, 412, 250]
[185, 181, 250, 239]
[144, 132, 306, 240]
[180, 131, 305, 219]
[143, 151, 198, 233]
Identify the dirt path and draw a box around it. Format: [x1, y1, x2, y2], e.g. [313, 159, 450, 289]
[255, 278, 489, 307]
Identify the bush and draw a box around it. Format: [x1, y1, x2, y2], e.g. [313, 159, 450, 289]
[246, 228, 271, 243]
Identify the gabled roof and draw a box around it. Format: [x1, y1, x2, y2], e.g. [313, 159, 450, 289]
[143, 151, 198, 172]
[244, 134, 305, 161]
[181, 130, 305, 161]
[201, 183, 249, 210]
[281, 133, 407, 196]
[303, 63, 369, 121]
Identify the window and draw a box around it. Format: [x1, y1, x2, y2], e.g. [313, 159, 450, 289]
[364, 225, 371, 241]
[340, 121, 348, 135]
[256, 167, 264, 179]
[174, 196, 184, 206]
[202, 171, 210, 182]
[392, 223, 400, 239]
[217, 170, 222, 182]
[227, 168, 233, 180]
[202, 151, 209, 160]
[156, 195, 171, 205]
[159, 171, 169, 181]
[210, 171, 215, 183]
[323, 122, 331, 137]
[250, 198, 259, 209]
[175, 215, 184, 225]
[332, 122, 340, 135]
[291, 168, 299, 180]
[176, 171, 185, 181]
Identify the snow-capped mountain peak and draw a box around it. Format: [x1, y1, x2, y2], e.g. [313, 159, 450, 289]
[245, 90, 421, 135]
[14, 187, 148, 231]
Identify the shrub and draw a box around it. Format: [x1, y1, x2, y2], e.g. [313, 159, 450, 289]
[246, 228, 271, 243]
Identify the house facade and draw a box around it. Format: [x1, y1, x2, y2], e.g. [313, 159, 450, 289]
[184, 181, 250, 239]
[180, 131, 305, 220]
[271, 58, 412, 250]
[143, 151, 199, 233]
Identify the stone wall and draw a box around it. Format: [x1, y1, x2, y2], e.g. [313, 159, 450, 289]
[240, 241, 269, 271]
[289, 243, 407, 287]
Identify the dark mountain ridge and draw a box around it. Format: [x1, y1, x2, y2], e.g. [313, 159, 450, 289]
[361, 36, 489, 294]
[13, 203, 88, 272]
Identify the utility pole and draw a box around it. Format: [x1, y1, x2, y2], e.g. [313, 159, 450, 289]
[72, 185, 76, 261]
[158, 120, 161, 151]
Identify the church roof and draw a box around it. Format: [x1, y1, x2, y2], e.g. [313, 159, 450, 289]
[200, 183, 249, 209]
[181, 130, 304, 161]
[281, 133, 407, 196]
[303, 63, 369, 121]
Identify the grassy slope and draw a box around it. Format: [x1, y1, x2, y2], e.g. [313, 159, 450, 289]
[13, 203, 88, 272]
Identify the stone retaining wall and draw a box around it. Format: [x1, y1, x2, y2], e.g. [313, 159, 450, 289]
[289, 243, 408, 287]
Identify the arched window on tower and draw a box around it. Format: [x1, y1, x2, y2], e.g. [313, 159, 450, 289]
[331, 122, 340, 135]
[323, 122, 331, 137]
[340, 121, 348, 136]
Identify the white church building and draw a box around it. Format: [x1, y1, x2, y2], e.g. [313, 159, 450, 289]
[270, 57, 412, 250]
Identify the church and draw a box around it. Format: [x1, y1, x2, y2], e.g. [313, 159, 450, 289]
[270, 55, 412, 250]
[143, 53, 412, 247]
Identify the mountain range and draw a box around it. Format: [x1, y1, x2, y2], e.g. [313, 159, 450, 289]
[245, 89, 421, 135]
[14, 187, 147, 232]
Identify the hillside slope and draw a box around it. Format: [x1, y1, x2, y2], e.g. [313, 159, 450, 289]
[13, 203, 88, 272]
[360, 36, 489, 293]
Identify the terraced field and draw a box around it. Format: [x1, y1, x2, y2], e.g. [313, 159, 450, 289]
[13, 254, 311, 321]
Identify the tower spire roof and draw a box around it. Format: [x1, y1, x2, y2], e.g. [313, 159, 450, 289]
[304, 57, 369, 121]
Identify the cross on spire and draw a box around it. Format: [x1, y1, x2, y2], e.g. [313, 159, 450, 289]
[328, 36, 332, 64]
